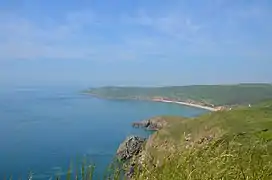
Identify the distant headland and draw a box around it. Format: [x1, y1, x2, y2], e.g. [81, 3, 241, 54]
[84, 83, 272, 111]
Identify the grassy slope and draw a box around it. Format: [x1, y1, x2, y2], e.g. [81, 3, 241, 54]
[87, 83, 272, 105]
[134, 102, 272, 180]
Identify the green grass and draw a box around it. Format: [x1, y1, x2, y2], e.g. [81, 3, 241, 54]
[146, 101, 272, 142]
[132, 101, 272, 179]
[135, 134, 272, 180]
[87, 83, 272, 105]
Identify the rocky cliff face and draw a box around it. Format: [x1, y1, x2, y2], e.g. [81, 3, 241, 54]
[132, 116, 168, 131]
[116, 136, 146, 161]
[116, 136, 147, 178]
[116, 116, 176, 178]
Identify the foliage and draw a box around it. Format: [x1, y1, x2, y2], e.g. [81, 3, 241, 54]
[87, 83, 272, 105]
[134, 101, 272, 180]
[135, 134, 272, 180]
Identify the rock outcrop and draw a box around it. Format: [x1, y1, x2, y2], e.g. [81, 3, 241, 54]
[132, 116, 168, 131]
[116, 136, 146, 161]
[116, 117, 171, 178]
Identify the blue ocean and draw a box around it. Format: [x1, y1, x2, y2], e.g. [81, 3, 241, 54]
[0, 87, 207, 179]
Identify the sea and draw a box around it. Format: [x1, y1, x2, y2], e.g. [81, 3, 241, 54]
[0, 86, 208, 179]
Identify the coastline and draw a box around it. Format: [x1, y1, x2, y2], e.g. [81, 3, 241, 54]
[152, 99, 218, 111]
[85, 93, 219, 112]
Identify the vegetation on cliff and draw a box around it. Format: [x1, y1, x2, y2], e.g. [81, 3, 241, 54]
[55, 101, 272, 180]
[131, 101, 272, 179]
[86, 83, 272, 106]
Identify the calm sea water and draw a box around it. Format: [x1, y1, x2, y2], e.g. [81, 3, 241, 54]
[0, 87, 207, 179]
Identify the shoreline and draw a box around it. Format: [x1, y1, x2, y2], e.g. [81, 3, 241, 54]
[86, 93, 218, 112]
[150, 99, 218, 111]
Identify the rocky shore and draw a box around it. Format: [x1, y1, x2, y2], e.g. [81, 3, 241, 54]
[132, 116, 168, 131]
[117, 116, 171, 162]
[115, 116, 171, 178]
[116, 136, 146, 161]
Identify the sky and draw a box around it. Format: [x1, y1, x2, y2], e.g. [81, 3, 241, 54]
[0, 0, 271, 87]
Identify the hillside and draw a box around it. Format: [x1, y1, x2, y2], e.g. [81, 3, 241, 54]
[86, 83, 272, 106]
[130, 101, 272, 179]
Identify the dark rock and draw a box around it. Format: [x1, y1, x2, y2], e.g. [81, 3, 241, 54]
[116, 136, 146, 161]
[132, 117, 167, 131]
[132, 120, 150, 128]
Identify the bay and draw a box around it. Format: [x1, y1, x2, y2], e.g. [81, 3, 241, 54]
[0, 87, 207, 179]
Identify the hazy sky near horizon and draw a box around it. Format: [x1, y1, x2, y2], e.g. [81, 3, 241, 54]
[0, 0, 271, 87]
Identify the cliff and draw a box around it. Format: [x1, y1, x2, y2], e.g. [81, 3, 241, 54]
[117, 102, 272, 179]
[132, 116, 173, 131]
[86, 84, 272, 106]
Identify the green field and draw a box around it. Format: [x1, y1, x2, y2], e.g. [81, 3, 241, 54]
[130, 101, 272, 179]
[87, 83, 272, 106]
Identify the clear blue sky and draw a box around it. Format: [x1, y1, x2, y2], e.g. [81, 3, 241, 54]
[0, 0, 271, 87]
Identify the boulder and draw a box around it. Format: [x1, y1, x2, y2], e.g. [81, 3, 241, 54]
[116, 136, 146, 161]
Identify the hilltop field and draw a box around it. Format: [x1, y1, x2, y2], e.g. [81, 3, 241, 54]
[87, 83, 272, 106]
[129, 100, 272, 179]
